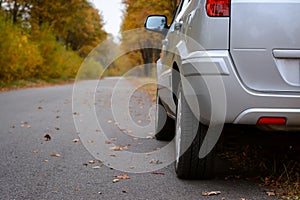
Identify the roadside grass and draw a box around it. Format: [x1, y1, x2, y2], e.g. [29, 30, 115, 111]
[0, 78, 75, 92]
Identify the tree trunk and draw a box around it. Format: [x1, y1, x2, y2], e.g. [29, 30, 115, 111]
[12, 1, 19, 24]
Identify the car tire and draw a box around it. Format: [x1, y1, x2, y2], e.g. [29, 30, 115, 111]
[155, 91, 175, 141]
[175, 83, 215, 179]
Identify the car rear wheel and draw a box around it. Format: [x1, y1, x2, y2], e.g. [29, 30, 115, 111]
[175, 83, 215, 179]
[155, 91, 175, 141]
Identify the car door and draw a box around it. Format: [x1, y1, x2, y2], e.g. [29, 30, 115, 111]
[158, 0, 193, 116]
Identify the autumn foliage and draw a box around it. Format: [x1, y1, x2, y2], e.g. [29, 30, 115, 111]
[0, 0, 107, 86]
[119, 0, 179, 76]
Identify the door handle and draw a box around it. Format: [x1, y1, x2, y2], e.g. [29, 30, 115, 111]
[273, 49, 300, 59]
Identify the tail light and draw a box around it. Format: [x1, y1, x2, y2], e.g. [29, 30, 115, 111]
[206, 0, 230, 17]
[257, 117, 287, 125]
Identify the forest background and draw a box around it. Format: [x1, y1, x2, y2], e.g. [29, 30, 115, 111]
[0, 0, 178, 88]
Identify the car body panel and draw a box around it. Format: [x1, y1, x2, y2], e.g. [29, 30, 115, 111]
[230, 0, 300, 92]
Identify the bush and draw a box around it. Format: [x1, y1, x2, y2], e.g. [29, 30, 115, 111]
[0, 12, 83, 85]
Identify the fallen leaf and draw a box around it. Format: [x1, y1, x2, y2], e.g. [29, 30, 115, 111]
[127, 130, 133, 134]
[50, 153, 61, 157]
[201, 191, 221, 196]
[105, 141, 112, 144]
[114, 122, 119, 125]
[89, 160, 95, 164]
[149, 159, 163, 164]
[151, 172, 165, 175]
[56, 116, 60, 119]
[33, 150, 39, 154]
[72, 139, 80, 143]
[110, 154, 116, 157]
[137, 120, 142, 124]
[110, 137, 117, 141]
[133, 138, 139, 141]
[96, 129, 101, 132]
[110, 145, 123, 151]
[73, 112, 78, 115]
[55, 127, 60, 130]
[83, 163, 88, 167]
[112, 179, 119, 183]
[37, 106, 43, 110]
[115, 174, 130, 179]
[122, 190, 127, 193]
[266, 191, 276, 196]
[27, 125, 31, 129]
[44, 134, 51, 141]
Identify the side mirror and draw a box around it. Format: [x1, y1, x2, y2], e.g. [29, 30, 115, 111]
[144, 15, 168, 33]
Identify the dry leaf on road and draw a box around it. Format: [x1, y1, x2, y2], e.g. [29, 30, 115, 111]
[89, 160, 95, 164]
[50, 153, 61, 157]
[201, 191, 221, 196]
[115, 174, 130, 179]
[112, 179, 119, 183]
[266, 191, 276, 196]
[149, 159, 163, 164]
[44, 134, 51, 141]
[110, 145, 123, 151]
[151, 172, 165, 175]
[72, 139, 80, 143]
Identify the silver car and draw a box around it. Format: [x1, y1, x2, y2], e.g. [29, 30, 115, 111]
[145, 0, 300, 179]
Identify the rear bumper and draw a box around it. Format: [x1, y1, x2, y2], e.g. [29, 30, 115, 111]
[180, 50, 300, 128]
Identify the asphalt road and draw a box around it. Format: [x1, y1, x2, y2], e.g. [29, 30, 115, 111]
[0, 78, 275, 200]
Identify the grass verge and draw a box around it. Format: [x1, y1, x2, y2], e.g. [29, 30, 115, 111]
[0, 78, 75, 92]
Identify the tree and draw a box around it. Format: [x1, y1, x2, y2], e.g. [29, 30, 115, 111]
[121, 0, 179, 76]
[29, 0, 107, 57]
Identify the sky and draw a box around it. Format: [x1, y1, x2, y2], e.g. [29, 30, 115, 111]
[91, 0, 125, 38]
